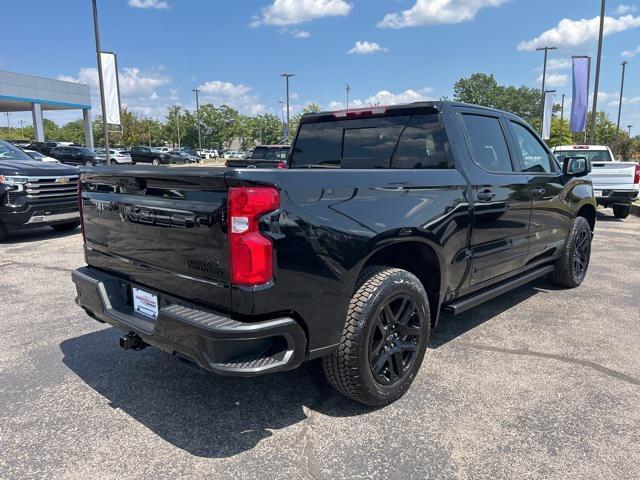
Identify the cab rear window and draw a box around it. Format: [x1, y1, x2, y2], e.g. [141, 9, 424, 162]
[290, 114, 452, 169]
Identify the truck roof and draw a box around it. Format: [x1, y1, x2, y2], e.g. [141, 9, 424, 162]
[300, 101, 523, 125]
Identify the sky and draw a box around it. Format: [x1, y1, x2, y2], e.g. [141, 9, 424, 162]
[1, 0, 639, 135]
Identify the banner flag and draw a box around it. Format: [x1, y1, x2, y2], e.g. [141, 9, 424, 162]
[570, 56, 590, 133]
[542, 90, 555, 140]
[100, 51, 122, 126]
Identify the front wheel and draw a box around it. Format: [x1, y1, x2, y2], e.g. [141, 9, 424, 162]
[85, 160, 95, 167]
[548, 216, 592, 288]
[152, 158, 160, 166]
[323, 267, 430, 406]
[613, 204, 630, 219]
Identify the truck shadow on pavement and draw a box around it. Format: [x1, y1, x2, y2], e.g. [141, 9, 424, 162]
[2, 226, 80, 244]
[59, 277, 554, 458]
[60, 328, 371, 458]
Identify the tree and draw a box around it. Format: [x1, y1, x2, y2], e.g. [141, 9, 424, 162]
[548, 118, 572, 148]
[453, 73, 543, 126]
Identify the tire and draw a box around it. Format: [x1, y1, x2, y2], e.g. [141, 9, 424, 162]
[152, 158, 160, 166]
[613, 204, 630, 219]
[85, 160, 95, 167]
[51, 221, 81, 232]
[548, 216, 592, 288]
[0, 222, 8, 242]
[323, 266, 430, 406]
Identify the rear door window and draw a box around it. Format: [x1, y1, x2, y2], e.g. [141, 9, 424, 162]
[251, 147, 266, 159]
[461, 114, 514, 173]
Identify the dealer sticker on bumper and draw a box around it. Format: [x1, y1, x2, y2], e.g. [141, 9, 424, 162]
[132, 287, 158, 319]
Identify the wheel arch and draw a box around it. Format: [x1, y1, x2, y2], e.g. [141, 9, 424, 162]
[576, 203, 596, 231]
[357, 239, 446, 327]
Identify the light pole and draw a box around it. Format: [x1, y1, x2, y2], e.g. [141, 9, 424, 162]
[278, 100, 286, 141]
[536, 45, 557, 135]
[20, 119, 25, 138]
[616, 61, 628, 134]
[175, 107, 181, 149]
[280, 73, 294, 142]
[346, 83, 352, 110]
[192, 88, 202, 153]
[589, 0, 606, 144]
[92, 0, 110, 164]
[4, 112, 11, 131]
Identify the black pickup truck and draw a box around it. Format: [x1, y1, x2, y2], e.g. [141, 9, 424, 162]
[0, 140, 80, 241]
[71, 102, 596, 405]
[225, 144, 290, 168]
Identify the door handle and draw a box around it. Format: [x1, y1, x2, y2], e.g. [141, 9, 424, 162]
[477, 188, 495, 202]
[532, 187, 546, 198]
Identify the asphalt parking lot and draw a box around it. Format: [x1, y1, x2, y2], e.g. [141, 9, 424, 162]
[1, 211, 639, 480]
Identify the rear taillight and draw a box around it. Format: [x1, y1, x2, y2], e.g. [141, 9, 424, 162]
[225, 160, 230, 167]
[333, 107, 387, 118]
[228, 187, 280, 286]
[634, 163, 640, 185]
[275, 161, 286, 169]
[78, 178, 86, 243]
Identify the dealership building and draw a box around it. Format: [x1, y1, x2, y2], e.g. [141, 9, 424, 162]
[0, 70, 93, 147]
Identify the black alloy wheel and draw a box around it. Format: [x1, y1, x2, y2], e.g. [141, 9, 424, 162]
[369, 294, 422, 385]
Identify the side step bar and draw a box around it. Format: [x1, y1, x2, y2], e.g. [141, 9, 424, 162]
[443, 265, 555, 315]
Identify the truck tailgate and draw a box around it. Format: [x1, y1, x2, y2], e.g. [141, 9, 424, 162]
[590, 161, 637, 191]
[80, 167, 231, 310]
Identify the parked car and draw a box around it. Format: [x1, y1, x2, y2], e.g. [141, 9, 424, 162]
[49, 146, 104, 167]
[72, 101, 596, 406]
[23, 149, 60, 163]
[129, 146, 173, 165]
[169, 149, 199, 163]
[552, 145, 640, 218]
[0, 139, 80, 241]
[197, 149, 219, 159]
[94, 148, 132, 165]
[26, 141, 63, 156]
[225, 144, 290, 168]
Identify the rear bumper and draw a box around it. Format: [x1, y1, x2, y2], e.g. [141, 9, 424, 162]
[71, 266, 308, 376]
[595, 189, 638, 205]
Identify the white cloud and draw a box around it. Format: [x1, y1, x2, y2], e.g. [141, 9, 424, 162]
[545, 58, 572, 71]
[280, 28, 311, 38]
[328, 87, 433, 110]
[128, 0, 170, 9]
[622, 45, 640, 57]
[252, 0, 351, 26]
[615, 5, 638, 15]
[518, 14, 640, 51]
[378, 0, 507, 28]
[58, 66, 171, 119]
[537, 73, 568, 87]
[196, 80, 267, 115]
[347, 41, 389, 55]
[59, 67, 170, 97]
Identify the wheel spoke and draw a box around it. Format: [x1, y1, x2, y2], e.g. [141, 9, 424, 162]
[371, 336, 384, 357]
[397, 340, 418, 353]
[397, 302, 415, 327]
[372, 351, 390, 375]
[391, 351, 405, 377]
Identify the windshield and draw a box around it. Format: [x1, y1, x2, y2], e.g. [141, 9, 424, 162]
[0, 140, 35, 161]
[26, 150, 45, 159]
[554, 150, 613, 163]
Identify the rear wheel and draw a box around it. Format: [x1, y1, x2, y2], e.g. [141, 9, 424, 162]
[613, 204, 630, 219]
[548, 216, 591, 288]
[323, 267, 430, 406]
[51, 221, 80, 232]
[152, 158, 160, 166]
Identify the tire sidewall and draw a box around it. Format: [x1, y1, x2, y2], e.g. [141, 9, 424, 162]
[356, 271, 430, 403]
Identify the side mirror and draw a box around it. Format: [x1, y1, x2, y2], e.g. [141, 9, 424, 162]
[563, 156, 590, 177]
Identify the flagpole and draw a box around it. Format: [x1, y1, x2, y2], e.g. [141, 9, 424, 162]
[92, 0, 110, 165]
[588, 0, 606, 144]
